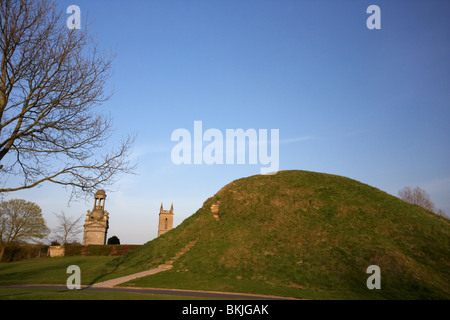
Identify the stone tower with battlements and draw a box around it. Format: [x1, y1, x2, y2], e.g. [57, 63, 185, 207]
[158, 203, 174, 237]
[82, 190, 109, 245]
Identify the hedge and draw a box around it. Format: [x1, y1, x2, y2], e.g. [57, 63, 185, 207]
[1, 244, 49, 262]
[1, 244, 141, 262]
[64, 244, 141, 256]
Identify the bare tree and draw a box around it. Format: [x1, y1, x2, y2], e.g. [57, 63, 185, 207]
[52, 211, 83, 245]
[398, 186, 449, 219]
[398, 186, 435, 212]
[0, 0, 135, 200]
[436, 208, 448, 219]
[0, 199, 50, 261]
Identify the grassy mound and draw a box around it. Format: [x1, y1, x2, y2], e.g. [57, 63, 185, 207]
[109, 170, 450, 299]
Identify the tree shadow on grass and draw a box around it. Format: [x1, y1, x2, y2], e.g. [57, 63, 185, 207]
[86, 256, 126, 287]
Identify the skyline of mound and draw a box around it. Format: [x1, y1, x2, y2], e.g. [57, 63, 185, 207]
[109, 170, 450, 299]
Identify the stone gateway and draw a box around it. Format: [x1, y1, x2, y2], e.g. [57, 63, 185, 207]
[82, 190, 109, 245]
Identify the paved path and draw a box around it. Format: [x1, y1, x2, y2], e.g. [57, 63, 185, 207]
[92, 267, 166, 288]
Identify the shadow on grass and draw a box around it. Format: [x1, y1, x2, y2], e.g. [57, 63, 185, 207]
[87, 257, 125, 286]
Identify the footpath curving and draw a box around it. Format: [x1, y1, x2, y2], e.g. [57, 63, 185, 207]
[92, 240, 197, 288]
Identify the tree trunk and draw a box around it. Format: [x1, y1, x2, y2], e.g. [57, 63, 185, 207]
[0, 246, 5, 262]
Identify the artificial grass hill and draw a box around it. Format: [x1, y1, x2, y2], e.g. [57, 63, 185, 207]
[108, 170, 450, 299]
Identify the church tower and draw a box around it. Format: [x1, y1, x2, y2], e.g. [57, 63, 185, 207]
[158, 203, 174, 237]
[82, 190, 109, 245]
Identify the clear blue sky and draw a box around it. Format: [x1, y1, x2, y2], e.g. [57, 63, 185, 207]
[8, 0, 450, 244]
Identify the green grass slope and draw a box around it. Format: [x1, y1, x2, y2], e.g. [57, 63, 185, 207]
[109, 170, 450, 299]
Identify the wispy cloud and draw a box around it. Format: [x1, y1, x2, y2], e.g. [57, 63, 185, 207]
[280, 130, 371, 144]
[129, 143, 171, 161]
[279, 136, 318, 144]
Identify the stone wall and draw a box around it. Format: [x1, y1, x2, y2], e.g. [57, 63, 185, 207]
[48, 246, 65, 257]
[211, 201, 220, 220]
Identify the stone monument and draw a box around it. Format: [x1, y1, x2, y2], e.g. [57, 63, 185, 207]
[158, 203, 174, 237]
[82, 190, 109, 245]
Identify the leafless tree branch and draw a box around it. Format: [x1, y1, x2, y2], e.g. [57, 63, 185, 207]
[52, 210, 83, 245]
[0, 0, 136, 199]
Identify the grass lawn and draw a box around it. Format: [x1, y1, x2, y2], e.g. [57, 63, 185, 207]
[0, 256, 116, 286]
[106, 170, 450, 300]
[120, 267, 332, 300]
[0, 256, 218, 299]
[1, 171, 449, 300]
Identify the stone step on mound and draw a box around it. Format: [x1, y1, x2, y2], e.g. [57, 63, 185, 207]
[164, 240, 197, 266]
[158, 240, 197, 269]
[165, 258, 176, 265]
